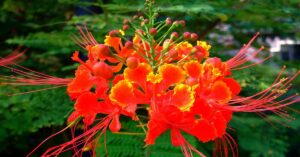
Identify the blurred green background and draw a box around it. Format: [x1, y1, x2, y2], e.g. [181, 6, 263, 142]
[0, 0, 300, 156]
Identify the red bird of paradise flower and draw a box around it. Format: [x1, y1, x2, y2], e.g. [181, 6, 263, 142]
[1, 1, 299, 157]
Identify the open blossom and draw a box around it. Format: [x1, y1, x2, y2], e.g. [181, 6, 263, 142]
[1, 1, 299, 157]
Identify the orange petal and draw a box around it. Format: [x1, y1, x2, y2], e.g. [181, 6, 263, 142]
[109, 80, 136, 107]
[67, 69, 93, 99]
[109, 114, 121, 132]
[75, 92, 101, 116]
[159, 64, 185, 87]
[124, 63, 152, 87]
[171, 84, 195, 112]
[112, 62, 123, 72]
[193, 120, 217, 142]
[104, 36, 121, 50]
[144, 119, 169, 145]
[211, 111, 227, 137]
[92, 61, 113, 79]
[223, 78, 241, 95]
[210, 81, 232, 104]
[184, 60, 202, 78]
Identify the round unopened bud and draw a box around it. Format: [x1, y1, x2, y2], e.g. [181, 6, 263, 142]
[125, 41, 133, 49]
[123, 25, 129, 31]
[126, 56, 139, 69]
[163, 39, 172, 49]
[154, 13, 159, 18]
[173, 21, 180, 27]
[133, 15, 138, 20]
[123, 19, 130, 24]
[136, 29, 144, 35]
[93, 61, 113, 79]
[179, 20, 185, 27]
[170, 32, 179, 40]
[144, 19, 149, 24]
[166, 17, 172, 25]
[92, 44, 111, 58]
[183, 32, 191, 40]
[109, 30, 120, 37]
[150, 28, 157, 35]
[191, 33, 198, 41]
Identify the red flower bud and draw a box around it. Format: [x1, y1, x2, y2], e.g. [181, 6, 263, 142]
[133, 15, 138, 20]
[173, 21, 180, 27]
[183, 32, 191, 40]
[109, 30, 121, 37]
[92, 44, 111, 59]
[125, 41, 133, 49]
[123, 25, 130, 31]
[123, 19, 130, 24]
[136, 29, 144, 35]
[144, 19, 149, 24]
[171, 32, 179, 40]
[150, 28, 157, 35]
[166, 17, 172, 25]
[126, 56, 139, 69]
[191, 33, 198, 41]
[179, 20, 185, 27]
[93, 61, 113, 79]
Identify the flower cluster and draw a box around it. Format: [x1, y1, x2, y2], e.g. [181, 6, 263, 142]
[1, 1, 299, 157]
[61, 7, 298, 156]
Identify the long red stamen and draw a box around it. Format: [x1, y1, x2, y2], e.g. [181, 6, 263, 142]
[26, 120, 79, 157]
[36, 116, 113, 157]
[0, 49, 25, 66]
[217, 70, 300, 123]
[71, 23, 98, 48]
[172, 129, 206, 157]
[0, 64, 71, 86]
[226, 32, 270, 70]
[213, 133, 238, 157]
[34, 117, 111, 157]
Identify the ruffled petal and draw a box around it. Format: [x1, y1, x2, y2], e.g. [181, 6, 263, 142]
[211, 111, 227, 137]
[209, 81, 232, 104]
[74, 92, 101, 116]
[223, 78, 241, 95]
[184, 60, 202, 78]
[192, 120, 217, 142]
[109, 80, 136, 107]
[170, 84, 195, 112]
[144, 119, 169, 145]
[159, 64, 185, 87]
[67, 69, 93, 99]
[124, 63, 152, 87]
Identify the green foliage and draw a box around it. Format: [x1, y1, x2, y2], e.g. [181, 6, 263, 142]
[96, 120, 199, 157]
[231, 116, 290, 157]
[0, 86, 72, 153]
